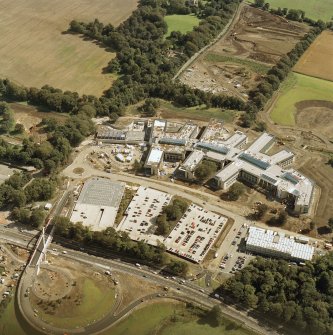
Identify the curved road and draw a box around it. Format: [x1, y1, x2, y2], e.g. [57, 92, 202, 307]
[15, 242, 276, 335]
[1, 228, 278, 335]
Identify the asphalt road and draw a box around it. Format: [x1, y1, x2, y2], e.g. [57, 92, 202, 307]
[1, 229, 278, 335]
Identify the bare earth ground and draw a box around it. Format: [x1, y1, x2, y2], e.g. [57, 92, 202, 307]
[115, 272, 162, 311]
[294, 31, 333, 82]
[9, 103, 68, 130]
[0, 0, 137, 96]
[295, 101, 333, 139]
[29, 255, 116, 325]
[214, 6, 308, 64]
[298, 155, 333, 228]
[180, 5, 308, 98]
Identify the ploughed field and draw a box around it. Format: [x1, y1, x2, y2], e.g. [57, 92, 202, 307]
[0, 0, 137, 96]
[293, 31, 333, 82]
[209, 6, 309, 64]
[179, 6, 308, 100]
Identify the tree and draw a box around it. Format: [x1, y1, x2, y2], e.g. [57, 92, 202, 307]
[156, 213, 168, 235]
[54, 216, 72, 236]
[252, 203, 268, 220]
[139, 98, 160, 117]
[207, 305, 224, 326]
[254, 0, 265, 8]
[225, 182, 245, 201]
[30, 208, 46, 228]
[11, 207, 31, 225]
[255, 121, 266, 132]
[164, 260, 189, 277]
[10, 190, 27, 207]
[25, 179, 56, 203]
[263, 2, 270, 11]
[328, 218, 333, 232]
[13, 123, 25, 134]
[267, 210, 287, 226]
[244, 284, 258, 308]
[328, 158, 333, 168]
[0, 102, 14, 133]
[132, 159, 142, 172]
[194, 160, 218, 182]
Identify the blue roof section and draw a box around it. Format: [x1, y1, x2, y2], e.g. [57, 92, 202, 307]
[195, 142, 229, 155]
[283, 172, 299, 185]
[261, 173, 278, 185]
[239, 153, 270, 170]
[159, 138, 186, 146]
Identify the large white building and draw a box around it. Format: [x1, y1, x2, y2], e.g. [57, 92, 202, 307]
[70, 178, 125, 231]
[176, 123, 313, 214]
[97, 118, 314, 215]
[246, 227, 314, 262]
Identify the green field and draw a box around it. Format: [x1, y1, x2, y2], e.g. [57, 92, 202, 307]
[249, 0, 333, 21]
[270, 73, 333, 125]
[0, 295, 38, 335]
[36, 278, 116, 329]
[165, 14, 200, 36]
[205, 53, 270, 75]
[1, 298, 257, 335]
[102, 302, 258, 335]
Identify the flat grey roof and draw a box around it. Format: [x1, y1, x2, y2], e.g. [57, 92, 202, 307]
[77, 177, 125, 208]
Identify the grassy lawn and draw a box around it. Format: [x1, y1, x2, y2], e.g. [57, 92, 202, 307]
[205, 53, 270, 75]
[270, 73, 333, 126]
[248, 0, 333, 21]
[38, 278, 116, 329]
[102, 302, 258, 335]
[160, 101, 236, 123]
[0, 295, 39, 335]
[161, 319, 257, 335]
[192, 276, 221, 290]
[165, 14, 200, 36]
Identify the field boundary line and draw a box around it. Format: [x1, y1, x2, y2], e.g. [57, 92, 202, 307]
[292, 70, 333, 83]
[172, 2, 245, 81]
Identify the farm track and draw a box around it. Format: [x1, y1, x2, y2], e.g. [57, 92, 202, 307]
[173, 1, 245, 80]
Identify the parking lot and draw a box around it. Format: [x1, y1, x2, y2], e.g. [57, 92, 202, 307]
[217, 223, 254, 274]
[166, 204, 228, 263]
[117, 186, 172, 245]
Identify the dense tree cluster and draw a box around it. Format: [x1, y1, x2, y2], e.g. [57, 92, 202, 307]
[242, 26, 324, 126]
[0, 104, 95, 173]
[0, 102, 14, 133]
[68, 0, 244, 113]
[220, 254, 333, 335]
[54, 216, 189, 276]
[156, 197, 189, 236]
[11, 206, 47, 228]
[0, 172, 56, 210]
[0, 172, 30, 208]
